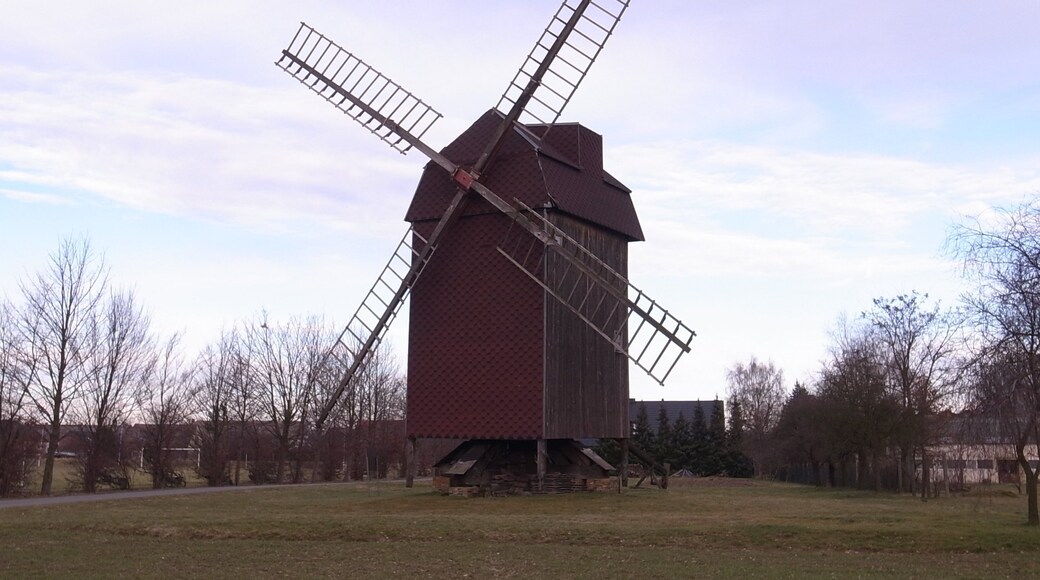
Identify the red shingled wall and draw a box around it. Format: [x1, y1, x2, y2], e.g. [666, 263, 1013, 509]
[406, 213, 544, 439]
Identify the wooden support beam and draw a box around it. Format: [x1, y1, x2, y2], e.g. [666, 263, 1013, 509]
[536, 439, 547, 489]
[405, 436, 416, 488]
[619, 438, 629, 490]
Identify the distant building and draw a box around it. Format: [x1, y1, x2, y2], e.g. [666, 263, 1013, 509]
[629, 399, 724, 435]
[923, 412, 1038, 488]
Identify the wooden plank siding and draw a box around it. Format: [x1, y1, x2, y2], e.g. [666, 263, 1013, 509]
[543, 212, 630, 439]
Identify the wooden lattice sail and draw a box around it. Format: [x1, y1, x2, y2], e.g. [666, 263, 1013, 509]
[275, 0, 695, 493]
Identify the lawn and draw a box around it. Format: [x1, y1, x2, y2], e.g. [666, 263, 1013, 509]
[1, 478, 1038, 578]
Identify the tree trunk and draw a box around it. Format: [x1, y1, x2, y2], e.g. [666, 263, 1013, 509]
[233, 427, 242, 486]
[310, 428, 324, 483]
[275, 441, 287, 484]
[903, 446, 915, 495]
[1017, 449, 1039, 526]
[40, 422, 61, 496]
[920, 446, 930, 502]
[857, 452, 869, 490]
[1027, 469, 1039, 526]
[896, 445, 905, 493]
[872, 452, 882, 492]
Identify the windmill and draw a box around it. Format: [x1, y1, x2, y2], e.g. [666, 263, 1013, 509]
[277, 0, 695, 493]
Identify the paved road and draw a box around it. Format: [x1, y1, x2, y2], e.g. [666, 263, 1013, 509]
[0, 479, 416, 510]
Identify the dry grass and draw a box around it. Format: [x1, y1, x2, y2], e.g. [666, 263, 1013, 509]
[2, 478, 1039, 578]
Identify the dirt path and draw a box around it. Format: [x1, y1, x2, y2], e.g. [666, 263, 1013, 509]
[0, 480, 414, 510]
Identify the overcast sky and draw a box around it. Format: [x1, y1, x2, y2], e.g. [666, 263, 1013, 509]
[2, 0, 1039, 402]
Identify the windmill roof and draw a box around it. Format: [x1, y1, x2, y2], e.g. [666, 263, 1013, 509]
[404, 109, 644, 241]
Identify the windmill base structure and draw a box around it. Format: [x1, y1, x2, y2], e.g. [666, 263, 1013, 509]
[276, 1, 694, 496]
[429, 439, 618, 496]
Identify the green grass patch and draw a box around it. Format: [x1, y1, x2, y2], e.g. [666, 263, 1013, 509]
[1, 479, 1038, 578]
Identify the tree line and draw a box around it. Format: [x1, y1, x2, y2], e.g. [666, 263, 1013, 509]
[643, 398, 754, 477]
[726, 196, 1040, 526]
[0, 238, 406, 496]
[598, 400, 753, 478]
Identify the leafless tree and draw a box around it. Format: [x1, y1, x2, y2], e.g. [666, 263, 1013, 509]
[249, 314, 329, 483]
[726, 356, 786, 477]
[307, 333, 351, 482]
[192, 330, 241, 486]
[225, 332, 255, 486]
[950, 198, 1040, 525]
[0, 300, 37, 496]
[304, 327, 405, 481]
[75, 289, 154, 491]
[351, 342, 406, 479]
[139, 335, 195, 488]
[18, 237, 107, 495]
[863, 292, 961, 496]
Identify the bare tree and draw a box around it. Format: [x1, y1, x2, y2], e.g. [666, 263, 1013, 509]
[249, 314, 328, 484]
[75, 289, 154, 491]
[355, 350, 406, 479]
[139, 334, 195, 488]
[307, 332, 351, 482]
[726, 356, 786, 477]
[304, 328, 404, 481]
[18, 237, 107, 495]
[0, 300, 37, 496]
[863, 292, 961, 496]
[226, 333, 255, 486]
[192, 330, 241, 486]
[950, 198, 1040, 525]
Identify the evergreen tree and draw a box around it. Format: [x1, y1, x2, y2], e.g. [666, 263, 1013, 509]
[633, 402, 654, 452]
[670, 412, 692, 470]
[654, 404, 672, 461]
[725, 398, 754, 477]
[690, 403, 708, 475]
[700, 400, 727, 475]
[728, 397, 745, 446]
[593, 438, 621, 466]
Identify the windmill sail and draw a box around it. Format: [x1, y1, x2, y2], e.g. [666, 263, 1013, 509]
[309, 187, 470, 428]
[495, 0, 629, 130]
[475, 0, 629, 173]
[277, 23, 442, 155]
[312, 227, 427, 425]
[276, 0, 694, 426]
[496, 199, 694, 385]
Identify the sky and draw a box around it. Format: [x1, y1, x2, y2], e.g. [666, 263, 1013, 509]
[2, 0, 1039, 403]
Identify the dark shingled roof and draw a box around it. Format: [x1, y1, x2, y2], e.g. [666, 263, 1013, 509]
[405, 109, 644, 241]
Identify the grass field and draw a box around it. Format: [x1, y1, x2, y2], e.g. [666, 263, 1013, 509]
[1, 478, 1038, 578]
[23, 458, 239, 494]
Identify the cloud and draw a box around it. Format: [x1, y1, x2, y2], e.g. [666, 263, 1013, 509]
[611, 139, 1040, 229]
[0, 65, 428, 239]
[2, 0, 1039, 403]
[1, 188, 76, 206]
